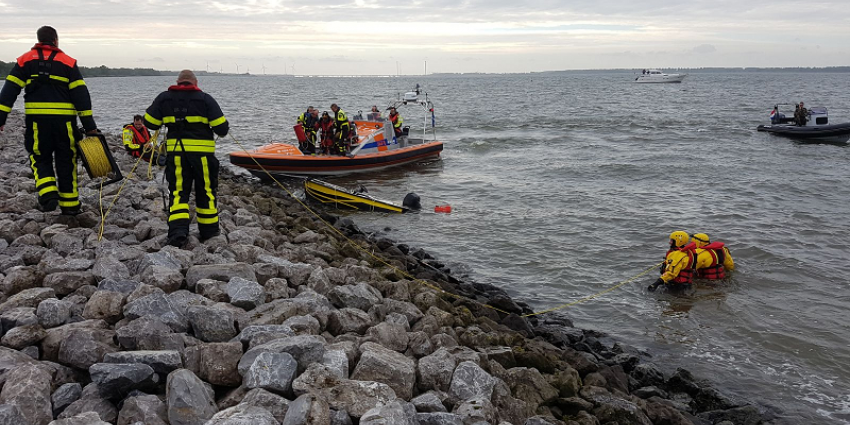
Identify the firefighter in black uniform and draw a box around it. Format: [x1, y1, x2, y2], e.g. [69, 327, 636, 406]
[330, 103, 350, 155]
[143, 70, 229, 247]
[0, 26, 99, 214]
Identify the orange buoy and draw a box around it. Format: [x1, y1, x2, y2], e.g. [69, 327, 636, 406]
[434, 204, 452, 213]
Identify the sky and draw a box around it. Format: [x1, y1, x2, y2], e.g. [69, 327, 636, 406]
[1, 0, 848, 75]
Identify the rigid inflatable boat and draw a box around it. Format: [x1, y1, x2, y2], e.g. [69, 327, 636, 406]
[230, 87, 443, 176]
[757, 105, 850, 144]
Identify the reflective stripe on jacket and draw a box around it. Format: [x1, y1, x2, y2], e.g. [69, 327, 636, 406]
[143, 83, 228, 154]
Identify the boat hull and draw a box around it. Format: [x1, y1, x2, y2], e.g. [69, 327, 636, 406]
[230, 140, 444, 176]
[305, 179, 407, 213]
[635, 75, 686, 83]
[757, 123, 850, 144]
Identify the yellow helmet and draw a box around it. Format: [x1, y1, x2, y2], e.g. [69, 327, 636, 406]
[669, 231, 689, 248]
[691, 233, 710, 248]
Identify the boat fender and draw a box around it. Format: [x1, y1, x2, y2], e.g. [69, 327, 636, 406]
[434, 204, 452, 213]
[294, 124, 307, 143]
[403, 193, 421, 210]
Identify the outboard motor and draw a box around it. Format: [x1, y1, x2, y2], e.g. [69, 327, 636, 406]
[403, 192, 421, 210]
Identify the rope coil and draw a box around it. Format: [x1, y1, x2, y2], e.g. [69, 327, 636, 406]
[228, 133, 661, 317]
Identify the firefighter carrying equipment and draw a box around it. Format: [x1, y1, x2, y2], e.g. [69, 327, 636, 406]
[0, 43, 99, 214]
[78, 133, 124, 186]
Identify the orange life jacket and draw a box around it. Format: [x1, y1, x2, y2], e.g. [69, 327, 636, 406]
[124, 123, 151, 157]
[697, 242, 727, 280]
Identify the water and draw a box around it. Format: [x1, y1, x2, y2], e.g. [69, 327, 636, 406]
[83, 73, 850, 424]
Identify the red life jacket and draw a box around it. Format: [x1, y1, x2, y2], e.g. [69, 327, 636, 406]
[697, 242, 727, 279]
[124, 124, 151, 157]
[667, 244, 696, 285]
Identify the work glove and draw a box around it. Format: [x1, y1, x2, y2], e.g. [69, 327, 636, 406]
[647, 278, 664, 292]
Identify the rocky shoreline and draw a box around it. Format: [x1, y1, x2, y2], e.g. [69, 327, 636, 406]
[0, 111, 773, 425]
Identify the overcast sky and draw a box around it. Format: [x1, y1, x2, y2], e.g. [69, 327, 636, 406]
[2, 0, 848, 75]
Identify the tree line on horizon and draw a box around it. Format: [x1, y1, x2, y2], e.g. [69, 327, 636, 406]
[0, 60, 167, 78]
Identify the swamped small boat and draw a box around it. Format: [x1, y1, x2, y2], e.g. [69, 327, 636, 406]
[305, 179, 410, 213]
[229, 86, 443, 176]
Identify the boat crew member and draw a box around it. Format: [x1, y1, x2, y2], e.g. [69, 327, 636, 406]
[330, 103, 350, 155]
[144, 70, 229, 247]
[0, 26, 99, 215]
[369, 105, 382, 120]
[692, 233, 735, 279]
[318, 111, 334, 155]
[794, 102, 808, 126]
[648, 230, 697, 291]
[297, 106, 318, 154]
[388, 106, 404, 139]
[123, 114, 161, 163]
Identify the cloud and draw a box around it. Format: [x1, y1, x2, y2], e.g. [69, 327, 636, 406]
[693, 44, 717, 54]
[137, 57, 166, 63]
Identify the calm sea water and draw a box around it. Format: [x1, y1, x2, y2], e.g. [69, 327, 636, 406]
[80, 73, 850, 424]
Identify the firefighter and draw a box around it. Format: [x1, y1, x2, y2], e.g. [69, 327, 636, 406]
[388, 106, 404, 138]
[692, 233, 735, 279]
[0, 26, 99, 215]
[297, 106, 318, 154]
[143, 70, 229, 247]
[330, 103, 350, 155]
[648, 230, 697, 291]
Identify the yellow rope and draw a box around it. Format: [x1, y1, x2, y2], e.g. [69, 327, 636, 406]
[78, 136, 113, 177]
[229, 133, 661, 317]
[97, 129, 160, 241]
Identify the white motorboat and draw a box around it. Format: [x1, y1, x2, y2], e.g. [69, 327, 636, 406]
[635, 69, 686, 83]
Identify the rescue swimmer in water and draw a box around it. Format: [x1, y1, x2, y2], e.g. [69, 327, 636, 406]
[648, 231, 736, 291]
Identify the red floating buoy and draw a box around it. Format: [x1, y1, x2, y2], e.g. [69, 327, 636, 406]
[434, 204, 452, 213]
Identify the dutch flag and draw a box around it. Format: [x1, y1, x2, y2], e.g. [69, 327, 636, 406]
[770, 110, 777, 120]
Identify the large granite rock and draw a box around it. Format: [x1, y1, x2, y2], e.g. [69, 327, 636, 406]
[117, 394, 168, 425]
[123, 293, 188, 333]
[0, 363, 53, 425]
[239, 335, 326, 375]
[187, 304, 239, 343]
[206, 404, 280, 425]
[49, 411, 112, 425]
[360, 400, 416, 425]
[89, 363, 158, 401]
[166, 369, 218, 425]
[240, 388, 290, 424]
[350, 342, 416, 400]
[282, 394, 330, 425]
[57, 329, 118, 369]
[244, 351, 298, 395]
[51, 383, 82, 417]
[184, 342, 243, 387]
[226, 277, 266, 310]
[327, 283, 382, 311]
[185, 263, 257, 291]
[36, 298, 71, 328]
[417, 348, 458, 393]
[449, 361, 496, 403]
[103, 350, 183, 375]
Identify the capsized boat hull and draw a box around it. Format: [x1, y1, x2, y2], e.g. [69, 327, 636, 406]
[757, 122, 850, 144]
[305, 179, 408, 213]
[230, 140, 443, 176]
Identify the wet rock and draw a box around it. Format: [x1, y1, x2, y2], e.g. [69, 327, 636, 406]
[241, 388, 291, 424]
[327, 308, 372, 335]
[633, 386, 668, 399]
[1, 323, 45, 349]
[50, 411, 112, 425]
[351, 342, 415, 400]
[369, 298, 424, 326]
[103, 350, 183, 375]
[667, 368, 701, 396]
[51, 383, 82, 417]
[506, 367, 559, 407]
[37, 298, 71, 328]
[185, 263, 257, 291]
[117, 393, 168, 425]
[245, 351, 299, 394]
[82, 290, 127, 324]
[631, 363, 665, 389]
[206, 404, 280, 425]
[549, 367, 582, 398]
[239, 335, 326, 376]
[282, 393, 330, 425]
[187, 304, 239, 343]
[412, 392, 447, 413]
[184, 342, 243, 387]
[166, 369, 218, 425]
[41, 272, 94, 297]
[227, 277, 266, 310]
[0, 363, 52, 425]
[417, 347, 458, 393]
[590, 393, 652, 425]
[643, 399, 694, 425]
[57, 328, 118, 369]
[697, 405, 762, 425]
[89, 363, 158, 400]
[416, 412, 464, 425]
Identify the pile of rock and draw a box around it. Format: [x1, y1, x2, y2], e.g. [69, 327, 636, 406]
[0, 112, 772, 425]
